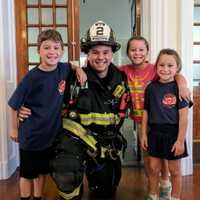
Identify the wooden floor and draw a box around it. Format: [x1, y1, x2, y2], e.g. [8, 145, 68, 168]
[0, 165, 200, 200]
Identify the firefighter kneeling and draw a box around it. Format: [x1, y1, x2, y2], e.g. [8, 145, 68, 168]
[50, 21, 129, 200]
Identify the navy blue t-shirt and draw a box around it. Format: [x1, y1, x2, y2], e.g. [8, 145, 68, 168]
[8, 62, 72, 151]
[144, 80, 189, 125]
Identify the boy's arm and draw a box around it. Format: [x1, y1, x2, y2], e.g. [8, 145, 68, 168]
[9, 107, 19, 143]
[70, 61, 87, 86]
[141, 110, 148, 151]
[171, 107, 188, 156]
[174, 73, 190, 101]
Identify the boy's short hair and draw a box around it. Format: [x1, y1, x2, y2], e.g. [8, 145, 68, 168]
[37, 29, 64, 50]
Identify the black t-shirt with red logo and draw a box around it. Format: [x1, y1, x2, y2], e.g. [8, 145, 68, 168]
[144, 80, 189, 125]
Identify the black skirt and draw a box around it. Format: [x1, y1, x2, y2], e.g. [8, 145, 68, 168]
[147, 124, 188, 160]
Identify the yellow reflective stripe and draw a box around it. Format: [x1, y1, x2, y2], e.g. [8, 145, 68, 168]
[63, 119, 120, 159]
[63, 118, 97, 151]
[79, 113, 120, 126]
[101, 147, 107, 158]
[58, 185, 81, 199]
[113, 84, 125, 98]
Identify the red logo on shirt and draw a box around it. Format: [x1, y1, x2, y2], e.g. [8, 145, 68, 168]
[58, 80, 66, 95]
[162, 93, 176, 107]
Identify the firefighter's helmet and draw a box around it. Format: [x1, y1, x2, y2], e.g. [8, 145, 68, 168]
[81, 21, 121, 53]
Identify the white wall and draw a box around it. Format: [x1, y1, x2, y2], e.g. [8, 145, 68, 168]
[0, 0, 19, 179]
[142, 0, 194, 175]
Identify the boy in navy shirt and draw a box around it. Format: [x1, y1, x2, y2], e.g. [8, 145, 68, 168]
[8, 29, 85, 200]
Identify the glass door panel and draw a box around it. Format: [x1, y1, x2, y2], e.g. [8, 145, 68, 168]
[41, 0, 53, 4]
[56, 0, 67, 4]
[78, 0, 138, 166]
[79, 0, 136, 67]
[27, 0, 38, 5]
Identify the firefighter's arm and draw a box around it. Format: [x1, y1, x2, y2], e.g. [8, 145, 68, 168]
[70, 61, 87, 86]
[174, 73, 190, 101]
[9, 107, 19, 143]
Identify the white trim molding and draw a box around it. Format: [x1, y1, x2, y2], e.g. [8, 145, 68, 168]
[179, 0, 193, 176]
[0, 0, 19, 180]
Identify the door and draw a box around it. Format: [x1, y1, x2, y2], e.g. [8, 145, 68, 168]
[193, 0, 200, 162]
[15, 0, 79, 82]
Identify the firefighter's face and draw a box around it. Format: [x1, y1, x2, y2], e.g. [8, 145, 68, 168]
[87, 45, 113, 78]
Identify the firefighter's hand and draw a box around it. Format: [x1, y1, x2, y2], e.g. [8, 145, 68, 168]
[10, 128, 19, 143]
[18, 106, 31, 122]
[179, 86, 191, 102]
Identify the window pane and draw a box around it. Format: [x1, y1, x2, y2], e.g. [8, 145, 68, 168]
[193, 45, 200, 60]
[194, 0, 200, 4]
[193, 26, 200, 41]
[42, 27, 54, 31]
[42, 8, 53, 25]
[27, 8, 39, 24]
[56, 27, 68, 43]
[60, 46, 68, 62]
[56, 0, 67, 5]
[56, 8, 67, 24]
[193, 80, 200, 87]
[28, 28, 39, 44]
[193, 64, 200, 80]
[41, 0, 52, 4]
[27, 0, 38, 5]
[28, 47, 40, 63]
[194, 7, 200, 23]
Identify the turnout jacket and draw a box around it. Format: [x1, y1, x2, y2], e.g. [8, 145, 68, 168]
[63, 63, 129, 152]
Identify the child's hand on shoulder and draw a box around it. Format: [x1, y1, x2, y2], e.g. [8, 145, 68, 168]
[179, 86, 191, 102]
[70, 61, 87, 86]
[75, 67, 87, 86]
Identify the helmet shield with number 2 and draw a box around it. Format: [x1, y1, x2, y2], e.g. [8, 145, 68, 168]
[81, 21, 121, 53]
